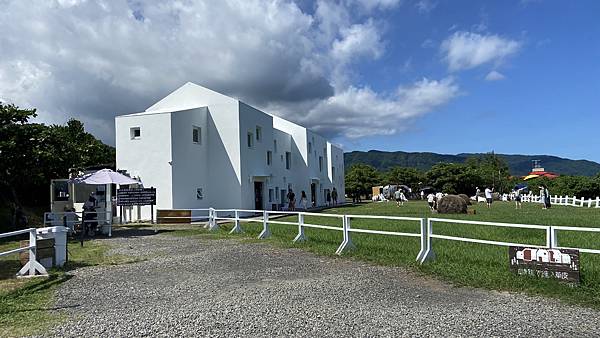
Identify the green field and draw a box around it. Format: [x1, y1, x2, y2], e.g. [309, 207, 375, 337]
[0, 239, 138, 337]
[185, 200, 600, 308]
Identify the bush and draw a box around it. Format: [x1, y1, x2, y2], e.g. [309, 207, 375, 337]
[437, 195, 468, 214]
[458, 194, 471, 205]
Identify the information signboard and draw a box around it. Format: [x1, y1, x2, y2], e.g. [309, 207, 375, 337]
[117, 188, 156, 206]
[509, 246, 580, 284]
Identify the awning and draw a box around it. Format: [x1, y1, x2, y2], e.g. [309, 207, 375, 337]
[69, 169, 140, 185]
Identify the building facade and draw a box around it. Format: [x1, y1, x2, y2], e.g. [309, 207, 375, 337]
[115, 82, 344, 219]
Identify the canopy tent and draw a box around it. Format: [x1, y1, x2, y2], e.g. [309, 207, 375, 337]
[70, 169, 139, 185]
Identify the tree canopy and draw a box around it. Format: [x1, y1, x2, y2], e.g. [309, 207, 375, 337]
[0, 102, 115, 211]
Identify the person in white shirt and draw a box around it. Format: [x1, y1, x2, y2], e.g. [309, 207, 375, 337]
[484, 187, 493, 208]
[427, 193, 435, 211]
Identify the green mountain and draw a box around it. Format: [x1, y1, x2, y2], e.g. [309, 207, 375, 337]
[344, 150, 600, 177]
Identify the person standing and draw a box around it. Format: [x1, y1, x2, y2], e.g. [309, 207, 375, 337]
[287, 189, 296, 211]
[427, 193, 435, 211]
[394, 189, 402, 207]
[331, 188, 338, 206]
[514, 188, 522, 209]
[475, 187, 481, 202]
[484, 187, 493, 208]
[539, 185, 546, 209]
[543, 185, 551, 209]
[420, 190, 425, 200]
[326, 190, 332, 206]
[300, 191, 308, 210]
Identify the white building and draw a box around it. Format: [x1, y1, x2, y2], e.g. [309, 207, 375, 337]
[115, 82, 344, 219]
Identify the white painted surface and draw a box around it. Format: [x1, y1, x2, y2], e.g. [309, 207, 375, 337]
[115, 82, 344, 219]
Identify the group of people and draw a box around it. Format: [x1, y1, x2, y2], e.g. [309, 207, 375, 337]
[286, 187, 338, 211]
[475, 185, 551, 210]
[426, 192, 445, 211]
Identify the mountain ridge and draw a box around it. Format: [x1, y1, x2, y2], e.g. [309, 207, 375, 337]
[344, 150, 600, 177]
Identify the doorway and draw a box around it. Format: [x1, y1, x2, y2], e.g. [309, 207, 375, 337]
[254, 182, 264, 210]
[310, 183, 316, 207]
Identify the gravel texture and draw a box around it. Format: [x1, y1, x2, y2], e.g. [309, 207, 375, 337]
[42, 228, 599, 337]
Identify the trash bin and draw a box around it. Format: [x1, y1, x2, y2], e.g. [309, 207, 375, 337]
[36, 226, 68, 268]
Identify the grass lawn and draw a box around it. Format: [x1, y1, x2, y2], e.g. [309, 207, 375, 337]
[172, 200, 600, 308]
[0, 237, 137, 338]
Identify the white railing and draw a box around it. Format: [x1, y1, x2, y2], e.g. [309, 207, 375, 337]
[44, 211, 113, 236]
[420, 218, 600, 263]
[154, 207, 600, 264]
[519, 193, 600, 208]
[0, 228, 48, 277]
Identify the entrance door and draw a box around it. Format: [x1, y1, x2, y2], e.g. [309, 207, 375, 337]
[310, 183, 316, 207]
[254, 182, 264, 210]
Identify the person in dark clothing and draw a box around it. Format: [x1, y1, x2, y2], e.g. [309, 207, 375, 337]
[331, 188, 338, 206]
[287, 189, 296, 211]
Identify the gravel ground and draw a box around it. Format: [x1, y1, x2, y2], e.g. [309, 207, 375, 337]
[42, 228, 600, 337]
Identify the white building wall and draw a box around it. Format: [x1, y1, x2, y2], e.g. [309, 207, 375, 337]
[116, 82, 344, 215]
[115, 112, 173, 220]
[170, 107, 210, 209]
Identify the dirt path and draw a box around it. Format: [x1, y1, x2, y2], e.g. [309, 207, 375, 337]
[43, 229, 599, 337]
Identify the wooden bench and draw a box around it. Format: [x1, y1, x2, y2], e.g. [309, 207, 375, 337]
[157, 210, 192, 224]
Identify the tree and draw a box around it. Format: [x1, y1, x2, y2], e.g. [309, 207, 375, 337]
[426, 163, 482, 195]
[384, 167, 425, 191]
[465, 152, 511, 192]
[0, 102, 115, 230]
[345, 164, 381, 201]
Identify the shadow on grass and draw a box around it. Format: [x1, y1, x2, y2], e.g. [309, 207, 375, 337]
[0, 273, 73, 314]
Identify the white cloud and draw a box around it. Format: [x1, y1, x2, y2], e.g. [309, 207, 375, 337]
[274, 77, 460, 138]
[485, 70, 505, 81]
[441, 31, 521, 71]
[415, 0, 437, 13]
[0, 0, 459, 144]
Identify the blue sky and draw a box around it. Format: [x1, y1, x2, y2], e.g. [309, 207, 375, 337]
[343, 1, 600, 161]
[0, 0, 598, 162]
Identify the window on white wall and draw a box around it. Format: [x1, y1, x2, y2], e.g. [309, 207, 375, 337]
[332, 167, 336, 181]
[256, 126, 262, 141]
[192, 126, 201, 144]
[268, 189, 273, 202]
[319, 156, 323, 172]
[267, 151, 272, 165]
[308, 142, 312, 153]
[274, 140, 277, 153]
[247, 132, 254, 148]
[285, 152, 291, 169]
[130, 127, 141, 139]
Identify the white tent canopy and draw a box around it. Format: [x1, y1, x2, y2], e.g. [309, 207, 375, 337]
[70, 169, 139, 185]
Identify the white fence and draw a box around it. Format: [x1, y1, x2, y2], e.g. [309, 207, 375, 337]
[0, 228, 48, 277]
[519, 194, 600, 208]
[195, 208, 600, 264]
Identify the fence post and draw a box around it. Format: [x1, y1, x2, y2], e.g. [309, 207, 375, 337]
[596, 197, 600, 208]
[16, 229, 47, 277]
[208, 208, 219, 231]
[416, 218, 427, 262]
[572, 196, 577, 207]
[229, 210, 243, 234]
[580, 197, 585, 207]
[293, 213, 306, 243]
[419, 218, 436, 264]
[258, 210, 271, 239]
[336, 215, 355, 255]
[588, 198, 593, 208]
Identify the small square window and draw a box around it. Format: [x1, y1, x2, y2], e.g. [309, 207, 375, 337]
[130, 127, 141, 139]
[256, 126, 262, 141]
[192, 126, 201, 144]
[247, 132, 254, 148]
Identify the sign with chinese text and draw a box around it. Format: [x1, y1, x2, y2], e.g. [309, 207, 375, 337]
[117, 188, 156, 206]
[509, 246, 580, 284]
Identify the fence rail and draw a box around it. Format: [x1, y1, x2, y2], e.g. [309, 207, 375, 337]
[0, 228, 48, 277]
[517, 194, 600, 208]
[182, 207, 600, 265]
